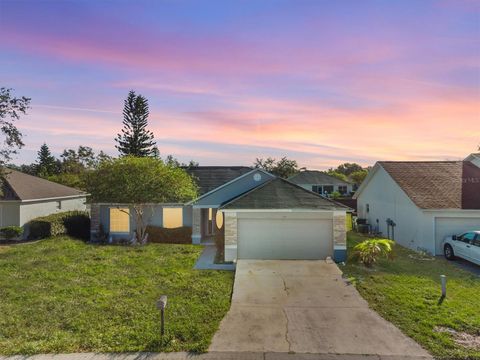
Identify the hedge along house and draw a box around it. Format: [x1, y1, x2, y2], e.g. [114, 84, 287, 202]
[0, 169, 88, 236]
[90, 166, 350, 262]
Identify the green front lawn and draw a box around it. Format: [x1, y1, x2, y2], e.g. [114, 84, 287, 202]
[341, 232, 480, 359]
[0, 237, 234, 355]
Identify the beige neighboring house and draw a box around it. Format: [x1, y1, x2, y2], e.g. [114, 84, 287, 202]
[354, 154, 480, 255]
[0, 169, 88, 236]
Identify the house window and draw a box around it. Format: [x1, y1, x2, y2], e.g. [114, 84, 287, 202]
[312, 185, 323, 194]
[56, 201, 62, 210]
[338, 185, 347, 195]
[323, 185, 334, 195]
[163, 207, 183, 228]
[110, 208, 130, 233]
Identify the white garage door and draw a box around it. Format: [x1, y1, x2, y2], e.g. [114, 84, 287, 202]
[435, 217, 480, 255]
[237, 215, 333, 260]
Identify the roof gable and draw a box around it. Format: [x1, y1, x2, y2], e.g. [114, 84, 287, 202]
[221, 178, 349, 210]
[1, 169, 87, 201]
[191, 168, 275, 206]
[185, 166, 252, 195]
[378, 161, 480, 209]
[288, 170, 351, 185]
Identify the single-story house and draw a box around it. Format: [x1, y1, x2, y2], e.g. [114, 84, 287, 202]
[90, 166, 349, 262]
[353, 154, 480, 255]
[0, 168, 88, 235]
[288, 170, 354, 196]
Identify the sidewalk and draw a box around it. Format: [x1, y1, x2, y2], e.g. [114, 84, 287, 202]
[0, 352, 434, 360]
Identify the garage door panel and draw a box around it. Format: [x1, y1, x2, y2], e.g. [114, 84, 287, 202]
[238, 217, 333, 260]
[435, 217, 480, 255]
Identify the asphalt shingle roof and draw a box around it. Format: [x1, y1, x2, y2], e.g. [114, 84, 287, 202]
[379, 161, 480, 209]
[221, 177, 349, 210]
[288, 170, 351, 185]
[186, 166, 253, 195]
[1, 169, 87, 201]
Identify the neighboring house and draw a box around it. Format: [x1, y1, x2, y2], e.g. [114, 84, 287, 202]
[353, 156, 480, 255]
[91, 166, 349, 262]
[465, 152, 480, 168]
[288, 170, 354, 196]
[0, 169, 88, 235]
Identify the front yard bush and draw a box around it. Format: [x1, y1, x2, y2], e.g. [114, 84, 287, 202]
[146, 225, 192, 244]
[0, 226, 23, 240]
[27, 211, 90, 240]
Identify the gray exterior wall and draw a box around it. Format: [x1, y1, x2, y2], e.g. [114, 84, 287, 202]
[19, 197, 87, 227]
[357, 166, 430, 253]
[194, 169, 275, 207]
[0, 202, 20, 227]
[97, 203, 193, 241]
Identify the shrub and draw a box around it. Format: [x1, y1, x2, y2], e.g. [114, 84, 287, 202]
[146, 226, 192, 244]
[27, 211, 90, 240]
[0, 226, 23, 240]
[351, 238, 395, 267]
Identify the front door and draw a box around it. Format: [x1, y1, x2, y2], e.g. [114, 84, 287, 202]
[203, 208, 216, 236]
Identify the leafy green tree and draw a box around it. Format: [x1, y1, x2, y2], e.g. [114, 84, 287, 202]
[85, 156, 198, 244]
[350, 169, 369, 185]
[115, 91, 156, 157]
[330, 162, 364, 176]
[60, 146, 98, 173]
[47, 173, 86, 191]
[0, 87, 30, 166]
[326, 170, 348, 182]
[254, 156, 300, 178]
[36, 143, 59, 177]
[165, 154, 199, 168]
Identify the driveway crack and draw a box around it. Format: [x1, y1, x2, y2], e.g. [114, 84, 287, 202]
[279, 273, 292, 352]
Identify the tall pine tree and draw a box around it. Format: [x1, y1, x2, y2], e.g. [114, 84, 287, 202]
[115, 91, 156, 157]
[36, 143, 58, 177]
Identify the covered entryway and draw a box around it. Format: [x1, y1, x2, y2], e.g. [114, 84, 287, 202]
[237, 212, 333, 260]
[434, 217, 480, 255]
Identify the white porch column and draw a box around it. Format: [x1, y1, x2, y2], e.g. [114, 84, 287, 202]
[192, 207, 202, 244]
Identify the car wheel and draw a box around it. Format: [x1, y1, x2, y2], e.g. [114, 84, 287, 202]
[444, 244, 455, 260]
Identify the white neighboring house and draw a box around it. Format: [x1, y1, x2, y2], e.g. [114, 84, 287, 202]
[353, 155, 480, 255]
[0, 169, 88, 235]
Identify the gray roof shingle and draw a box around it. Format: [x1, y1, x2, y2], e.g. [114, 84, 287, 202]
[1, 169, 87, 201]
[379, 161, 480, 209]
[221, 178, 349, 210]
[288, 170, 351, 185]
[186, 166, 252, 195]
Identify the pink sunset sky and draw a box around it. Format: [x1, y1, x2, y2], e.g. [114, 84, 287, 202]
[0, 0, 479, 169]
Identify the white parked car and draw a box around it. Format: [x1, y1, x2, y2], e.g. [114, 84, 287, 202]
[443, 231, 480, 266]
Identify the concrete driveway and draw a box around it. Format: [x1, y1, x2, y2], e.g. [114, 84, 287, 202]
[209, 260, 431, 357]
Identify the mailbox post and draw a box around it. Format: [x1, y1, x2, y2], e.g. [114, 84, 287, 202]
[157, 295, 168, 336]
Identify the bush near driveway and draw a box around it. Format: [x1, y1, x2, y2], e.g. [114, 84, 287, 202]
[342, 232, 480, 359]
[0, 237, 233, 355]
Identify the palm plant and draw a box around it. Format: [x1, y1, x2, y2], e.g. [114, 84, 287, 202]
[351, 238, 395, 267]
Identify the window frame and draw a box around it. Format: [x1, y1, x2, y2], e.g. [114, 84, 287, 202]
[162, 207, 184, 229]
[109, 207, 130, 234]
